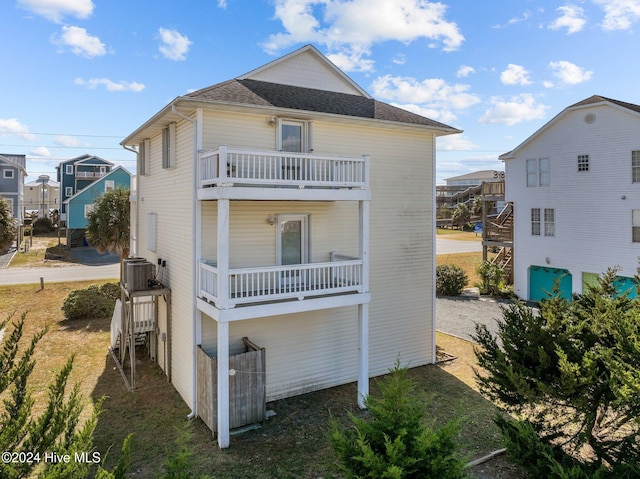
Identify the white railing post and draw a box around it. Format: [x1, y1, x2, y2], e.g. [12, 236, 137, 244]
[218, 145, 227, 184]
[362, 155, 370, 190]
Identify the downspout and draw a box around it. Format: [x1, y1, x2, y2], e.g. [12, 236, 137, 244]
[171, 104, 200, 420]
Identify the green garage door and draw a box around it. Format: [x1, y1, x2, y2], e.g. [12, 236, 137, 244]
[529, 266, 572, 302]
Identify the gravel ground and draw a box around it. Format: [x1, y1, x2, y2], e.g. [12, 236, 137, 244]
[436, 292, 512, 342]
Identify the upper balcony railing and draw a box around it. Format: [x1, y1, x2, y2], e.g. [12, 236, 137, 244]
[76, 171, 107, 179]
[199, 253, 363, 308]
[199, 146, 369, 190]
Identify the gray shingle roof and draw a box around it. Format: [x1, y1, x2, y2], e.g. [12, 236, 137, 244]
[184, 78, 456, 130]
[569, 95, 640, 114]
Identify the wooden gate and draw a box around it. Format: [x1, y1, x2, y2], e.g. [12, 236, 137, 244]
[197, 337, 266, 434]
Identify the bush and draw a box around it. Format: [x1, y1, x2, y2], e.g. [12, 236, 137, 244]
[330, 360, 468, 479]
[62, 282, 119, 320]
[436, 264, 468, 296]
[475, 261, 505, 296]
[32, 217, 55, 235]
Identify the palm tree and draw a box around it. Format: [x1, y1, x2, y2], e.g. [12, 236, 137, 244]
[85, 187, 130, 279]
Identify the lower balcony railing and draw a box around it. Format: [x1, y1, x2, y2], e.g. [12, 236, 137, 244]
[199, 255, 363, 308]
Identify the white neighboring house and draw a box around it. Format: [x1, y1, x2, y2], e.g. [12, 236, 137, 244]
[121, 44, 460, 447]
[501, 95, 640, 302]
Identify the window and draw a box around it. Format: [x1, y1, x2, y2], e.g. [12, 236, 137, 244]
[162, 123, 176, 169]
[633, 210, 640, 243]
[66, 164, 73, 175]
[105, 180, 115, 192]
[84, 204, 94, 218]
[526, 158, 550, 187]
[531, 208, 541, 236]
[577, 155, 589, 172]
[3, 169, 14, 179]
[148, 212, 157, 252]
[633, 151, 640, 183]
[65, 186, 73, 196]
[544, 208, 555, 237]
[277, 119, 312, 153]
[138, 139, 150, 175]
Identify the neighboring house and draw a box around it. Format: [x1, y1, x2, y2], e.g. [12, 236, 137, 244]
[24, 175, 60, 218]
[437, 169, 504, 210]
[121, 44, 460, 447]
[502, 95, 640, 301]
[56, 154, 113, 224]
[0, 153, 27, 222]
[63, 166, 131, 247]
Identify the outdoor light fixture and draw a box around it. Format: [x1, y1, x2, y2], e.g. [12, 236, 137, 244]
[267, 116, 277, 126]
[266, 215, 277, 225]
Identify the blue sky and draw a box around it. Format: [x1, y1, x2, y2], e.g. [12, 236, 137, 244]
[2, 0, 640, 184]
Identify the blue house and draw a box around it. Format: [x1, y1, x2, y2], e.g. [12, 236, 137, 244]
[0, 153, 27, 222]
[63, 166, 131, 246]
[56, 154, 113, 225]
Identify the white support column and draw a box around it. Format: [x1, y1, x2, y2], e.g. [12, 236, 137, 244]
[217, 199, 230, 309]
[358, 199, 370, 409]
[217, 320, 230, 448]
[358, 303, 369, 408]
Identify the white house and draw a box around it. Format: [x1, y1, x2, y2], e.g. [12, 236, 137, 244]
[121, 44, 460, 447]
[502, 95, 640, 301]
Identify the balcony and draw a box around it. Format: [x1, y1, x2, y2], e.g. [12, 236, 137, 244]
[197, 253, 369, 321]
[76, 171, 107, 179]
[197, 147, 370, 201]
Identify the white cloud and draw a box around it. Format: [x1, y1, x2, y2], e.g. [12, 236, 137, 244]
[493, 10, 533, 28]
[218, 0, 227, 7]
[54, 26, 106, 58]
[548, 60, 593, 84]
[392, 53, 406, 65]
[74, 78, 145, 92]
[17, 0, 94, 23]
[500, 64, 532, 86]
[0, 118, 36, 141]
[263, 0, 463, 72]
[437, 134, 477, 151]
[30, 147, 51, 157]
[593, 0, 640, 30]
[371, 74, 481, 123]
[549, 5, 587, 33]
[457, 65, 476, 78]
[158, 28, 192, 61]
[479, 94, 548, 126]
[55, 135, 81, 147]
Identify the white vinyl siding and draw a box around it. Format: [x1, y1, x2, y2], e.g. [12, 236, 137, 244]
[506, 103, 640, 300]
[147, 212, 157, 252]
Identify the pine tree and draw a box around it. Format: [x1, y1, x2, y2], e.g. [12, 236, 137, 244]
[330, 360, 468, 479]
[0, 312, 130, 479]
[474, 268, 640, 472]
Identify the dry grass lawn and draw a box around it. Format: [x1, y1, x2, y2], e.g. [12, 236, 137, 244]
[0, 278, 526, 478]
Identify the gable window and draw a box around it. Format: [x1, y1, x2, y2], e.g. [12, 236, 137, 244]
[66, 165, 74, 175]
[544, 208, 555, 237]
[65, 186, 73, 196]
[277, 119, 312, 153]
[633, 210, 640, 243]
[577, 155, 589, 172]
[84, 204, 94, 218]
[526, 158, 550, 187]
[632, 151, 640, 183]
[3, 169, 14, 179]
[162, 123, 176, 169]
[105, 180, 115, 192]
[531, 208, 540, 236]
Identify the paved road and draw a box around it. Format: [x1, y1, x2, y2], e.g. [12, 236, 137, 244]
[435, 237, 482, 254]
[0, 263, 119, 285]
